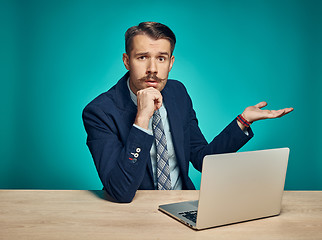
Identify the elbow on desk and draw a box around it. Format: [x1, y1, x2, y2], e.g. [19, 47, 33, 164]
[104, 187, 136, 203]
[102, 173, 141, 203]
[114, 195, 135, 203]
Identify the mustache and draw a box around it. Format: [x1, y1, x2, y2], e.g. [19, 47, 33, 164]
[139, 74, 166, 82]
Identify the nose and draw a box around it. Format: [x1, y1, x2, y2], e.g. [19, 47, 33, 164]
[146, 58, 158, 75]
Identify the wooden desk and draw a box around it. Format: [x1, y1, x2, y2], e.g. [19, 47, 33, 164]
[0, 190, 321, 240]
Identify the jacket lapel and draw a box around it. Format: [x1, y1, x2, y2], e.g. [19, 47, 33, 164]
[162, 87, 187, 179]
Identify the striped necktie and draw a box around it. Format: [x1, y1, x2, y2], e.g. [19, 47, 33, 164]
[152, 109, 171, 190]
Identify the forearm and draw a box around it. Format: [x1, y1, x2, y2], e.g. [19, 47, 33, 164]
[83, 104, 154, 203]
[88, 126, 154, 203]
[190, 119, 253, 171]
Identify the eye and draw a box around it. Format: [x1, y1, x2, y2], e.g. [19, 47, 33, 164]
[158, 57, 166, 62]
[138, 56, 146, 60]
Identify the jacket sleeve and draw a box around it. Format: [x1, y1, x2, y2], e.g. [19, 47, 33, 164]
[185, 93, 254, 172]
[82, 104, 154, 203]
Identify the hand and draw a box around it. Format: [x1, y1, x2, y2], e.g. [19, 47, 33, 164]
[242, 101, 294, 123]
[134, 87, 163, 129]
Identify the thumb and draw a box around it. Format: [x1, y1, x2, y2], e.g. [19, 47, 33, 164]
[154, 99, 162, 111]
[254, 101, 267, 109]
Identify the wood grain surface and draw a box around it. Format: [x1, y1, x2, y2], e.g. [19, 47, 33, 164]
[0, 190, 321, 240]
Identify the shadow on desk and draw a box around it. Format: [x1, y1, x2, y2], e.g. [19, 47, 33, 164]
[88, 190, 119, 203]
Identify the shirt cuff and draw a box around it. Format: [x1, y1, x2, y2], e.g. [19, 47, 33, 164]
[243, 128, 249, 136]
[133, 124, 153, 136]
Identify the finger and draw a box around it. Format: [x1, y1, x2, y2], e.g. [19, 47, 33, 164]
[137, 87, 161, 98]
[154, 102, 162, 111]
[154, 97, 163, 110]
[254, 101, 267, 109]
[267, 109, 286, 118]
[283, 107, 294, 114]
[277, 108, 294, 118]
[274, 109, 286, 118]
[271, 108, 294, 118]
[153, 92, 163, 110]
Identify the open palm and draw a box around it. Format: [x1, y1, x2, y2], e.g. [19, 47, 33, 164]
[243, 102, 294, 123]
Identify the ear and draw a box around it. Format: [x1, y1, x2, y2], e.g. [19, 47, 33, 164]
[123, 53, 130, 70]
[168, 55, 175, 72]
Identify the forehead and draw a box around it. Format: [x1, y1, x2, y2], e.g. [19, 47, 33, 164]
[130, 34, 171, 55]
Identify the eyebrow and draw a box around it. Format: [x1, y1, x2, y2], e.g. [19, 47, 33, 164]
[135, 52, 149, 56]
[134, 51, 170, 57]
[159, 52, 170, 56]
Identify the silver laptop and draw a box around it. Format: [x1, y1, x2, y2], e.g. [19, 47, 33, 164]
[159, 148, 290, 230]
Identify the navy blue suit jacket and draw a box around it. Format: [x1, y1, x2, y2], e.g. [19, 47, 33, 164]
[82, 72, 253, 202]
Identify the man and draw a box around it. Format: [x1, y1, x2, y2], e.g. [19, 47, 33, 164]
[82, 22, 293, 203]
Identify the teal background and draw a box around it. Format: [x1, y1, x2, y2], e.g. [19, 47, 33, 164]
[1, 0, 321, 190]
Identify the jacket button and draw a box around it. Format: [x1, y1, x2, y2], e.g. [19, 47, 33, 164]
[132, 158, 137, 163]
[131, 152, 139, 158]
[136, 148, 141, 153]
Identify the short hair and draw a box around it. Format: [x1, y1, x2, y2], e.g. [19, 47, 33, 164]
[125, 22, 176, 56]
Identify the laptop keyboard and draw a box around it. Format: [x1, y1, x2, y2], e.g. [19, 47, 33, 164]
[179, 210, 198, 223]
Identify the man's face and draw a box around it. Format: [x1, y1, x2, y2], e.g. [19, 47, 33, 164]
[123, 34, 175, 94]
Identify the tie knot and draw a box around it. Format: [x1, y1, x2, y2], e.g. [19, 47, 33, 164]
[153, 110, 161, 125]
[153, 109, 161, 117]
